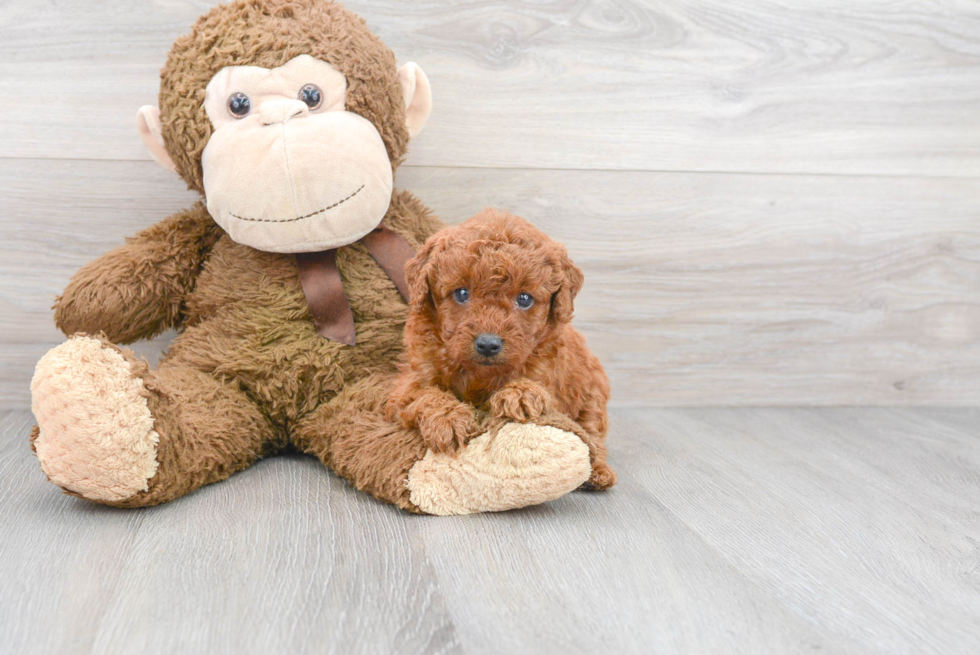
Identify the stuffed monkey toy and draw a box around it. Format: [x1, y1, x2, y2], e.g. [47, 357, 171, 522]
[29, 0, 594, 515]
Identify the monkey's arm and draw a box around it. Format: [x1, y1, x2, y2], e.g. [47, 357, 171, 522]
[54, 203, 222, 344]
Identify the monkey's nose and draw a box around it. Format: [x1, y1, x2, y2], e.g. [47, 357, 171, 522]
[474, 334, 503, 357]
[259, 99, 310, 126]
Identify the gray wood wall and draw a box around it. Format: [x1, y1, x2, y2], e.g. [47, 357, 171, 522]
[2, 0, 979, 407]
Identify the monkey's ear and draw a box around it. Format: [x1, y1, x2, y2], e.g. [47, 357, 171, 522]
[398, 63, 432, 139]
[550, 250, 585, 325]
[136, 106, 177, 173]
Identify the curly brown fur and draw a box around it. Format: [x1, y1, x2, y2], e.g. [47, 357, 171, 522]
[387, 209, 616, 489]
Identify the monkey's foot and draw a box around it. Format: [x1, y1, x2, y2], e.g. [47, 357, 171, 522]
[406, 422, 591, 515]
[30, 335, 159, 503]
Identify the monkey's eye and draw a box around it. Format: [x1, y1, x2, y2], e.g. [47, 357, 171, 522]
[227, 92, 251, 118]
[516, 293, 534, 309]
[299, 84, 323, 110]
[452, 288, 470, 304]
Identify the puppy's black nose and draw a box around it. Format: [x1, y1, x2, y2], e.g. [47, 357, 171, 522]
[474, 333, 503, 357]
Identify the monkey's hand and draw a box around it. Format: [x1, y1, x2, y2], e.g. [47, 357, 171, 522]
[490, 379, 555, 423]
[54, 205, 221, 344]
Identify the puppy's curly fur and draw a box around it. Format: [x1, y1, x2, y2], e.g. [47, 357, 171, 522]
[386, 209, 616, 490]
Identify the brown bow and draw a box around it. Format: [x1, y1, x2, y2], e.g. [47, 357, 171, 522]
[295, 226, 416, 345]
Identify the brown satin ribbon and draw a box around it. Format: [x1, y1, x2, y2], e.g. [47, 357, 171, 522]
[360, 226, 416, 302]
[295, 226, 415, 345]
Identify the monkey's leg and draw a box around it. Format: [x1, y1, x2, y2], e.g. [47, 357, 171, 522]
[292, 374, 592, 515]
[30, 335, 277, 507]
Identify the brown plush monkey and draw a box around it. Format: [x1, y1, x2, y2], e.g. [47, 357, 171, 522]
[29, 0, 595, 515]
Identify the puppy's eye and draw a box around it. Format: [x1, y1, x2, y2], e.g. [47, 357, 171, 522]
[298, 84, 322, 110]
[452, 288, 470, 304]
[227, 92, 251, 118]
[516, 293, 534, 309]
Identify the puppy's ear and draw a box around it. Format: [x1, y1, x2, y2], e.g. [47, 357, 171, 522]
[550, 249, 585, 325]
[405, 234, 442, 312]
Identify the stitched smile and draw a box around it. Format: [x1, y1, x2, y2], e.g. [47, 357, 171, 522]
[229, 184, 365, 223]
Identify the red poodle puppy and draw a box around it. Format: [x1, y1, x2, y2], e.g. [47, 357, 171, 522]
[386, 208, 616, 490]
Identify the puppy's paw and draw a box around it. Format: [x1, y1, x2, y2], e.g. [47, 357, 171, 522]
[417, 404, 481, 455]
[584, 461, 618, 491]
[490, 379, 554, 423]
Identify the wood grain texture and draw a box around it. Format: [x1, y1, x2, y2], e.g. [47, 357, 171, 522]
[1, 0, 980, 175]
[414, 481, 831, 654]
[0, 411, 462, 655]
[3, 160, 977, 407]
[3, 407, 979, 654]
[613, 407, 980, 654]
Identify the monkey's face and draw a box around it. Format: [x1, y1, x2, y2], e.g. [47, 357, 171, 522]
[136, 10, 432, 254]
[197, 55, 390, 253]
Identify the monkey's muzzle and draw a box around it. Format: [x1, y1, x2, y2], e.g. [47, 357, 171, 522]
[202, 110, 393, 254]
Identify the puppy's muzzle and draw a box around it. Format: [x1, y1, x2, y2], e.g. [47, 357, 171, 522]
[474, 333, 503, 358]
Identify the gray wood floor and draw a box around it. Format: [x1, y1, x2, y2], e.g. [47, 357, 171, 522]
[2, 407, 978, 655]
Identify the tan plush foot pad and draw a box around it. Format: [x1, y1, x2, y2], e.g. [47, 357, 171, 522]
[406, 422, 591, 515]
[31, 336, 159, 502]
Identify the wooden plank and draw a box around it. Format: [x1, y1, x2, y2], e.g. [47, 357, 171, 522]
[0, 410, 151, 655]
[415, 475, 834, 654]
[614, 407, 980, 654]
[0, 410, 463, 655]
[88, 457, 463, 655]
[3, 159, 977, 407]
[2, 0, 980, 175]
[0, 408, 837, 654]
[4, 408, 979, 653]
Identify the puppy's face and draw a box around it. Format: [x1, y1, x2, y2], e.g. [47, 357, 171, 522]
[406, 211, 584, 383]
[431, 250, 554, 373]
